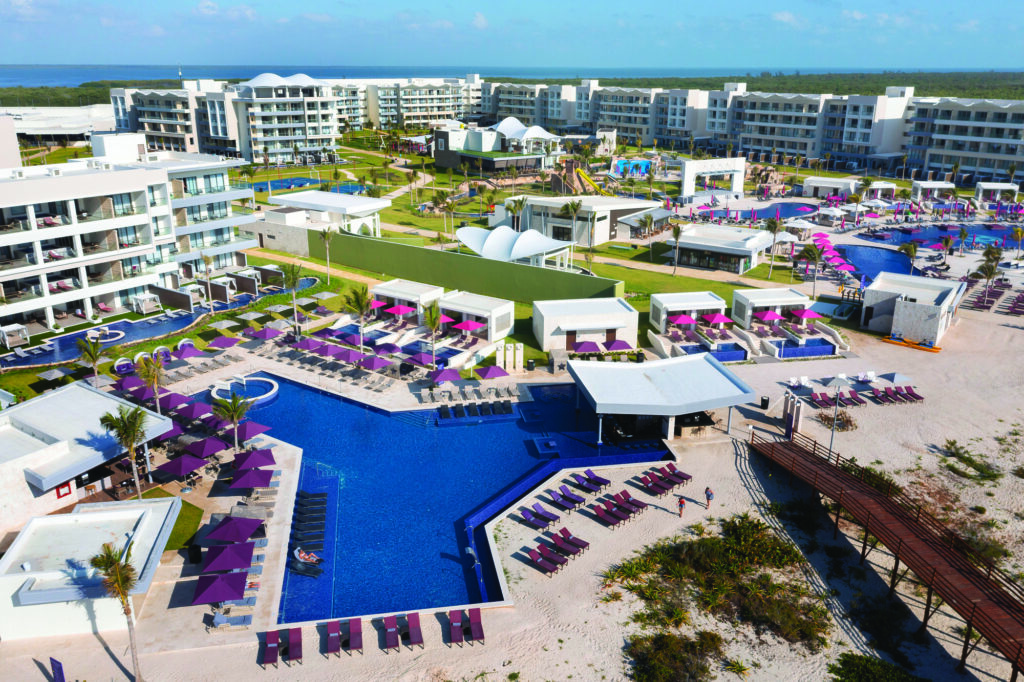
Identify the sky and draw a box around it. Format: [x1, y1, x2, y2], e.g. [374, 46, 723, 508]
[1, 0, 1021, 69]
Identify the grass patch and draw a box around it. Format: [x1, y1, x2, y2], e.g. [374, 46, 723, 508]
[744, 262, 800, 284]
[143, 488, 204, 551]
[626, 630, 724, 682]
[827, 653, 928, 682]
[941, 439, 1002, 482]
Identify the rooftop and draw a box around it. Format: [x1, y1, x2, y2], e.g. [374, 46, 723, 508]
[519, 194, 661, 211]
[439, 290, 513, 317]
[371, 278, 444, 303]
[868, 272, 966, 308]
[456, 225, 572, 262]
[568, 354, 757, 416]
[651, 291, 728, 310]
[534, 297, 637, 318]
[269, 190, 391, 216]
[734, 287, 811, 307]
[668, 224, 774, 256]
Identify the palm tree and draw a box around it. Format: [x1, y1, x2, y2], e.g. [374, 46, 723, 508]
[1008, 163, 1018, 185]
[200, 252, 214, 310]
[793, 154, 803, 183]
[796, 244, 823, 299]
[76, 337, 106, 387]
[764, 217, 783, 280]
[901, 154, 908, 181]
[669, 222, 682, 275]
[896, 188, 911, 202]
[135, 355, 165, 416]
[858, 176, 873, 201]
[950, 161, 960, 186]
[971, 261, 999, 290]
[1011, 226, 1024, 260]
[444, 197, 457, 236]
[627, 177, 637, 198]
[280, 262, 303, 334]
[423, 300, 443, 370]
[342, 284, 373, 350]
[940, 236, 954, 265]
[959, 226, 970, 256]
[99, 405, 147, 501]
[847, 193, 862, 224]
[560, 199, 582, 246]
[318, 228, 336, 284]
[381, 159, 391, 187]
[90, 542, 142, 682]
[509, 166, 519, 194]
[408, 170, 419, 206]
[213, 394, 250, 455]
[982, 244, 1003, 265]
[641, 213, 655, 260]
[433, 190, 450, 234]
[506, 197, 527, 231]
[897, 241, 919, 275]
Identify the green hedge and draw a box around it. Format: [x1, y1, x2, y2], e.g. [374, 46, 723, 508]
[310, 232, 623, 302]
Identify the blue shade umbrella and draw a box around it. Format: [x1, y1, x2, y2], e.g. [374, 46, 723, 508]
[233, 448, 276, 470]
[187, 436, 230, 458]
[229, 468, 274, 489]
[156, 454, 206, 477]
[192, 572, 247, 605]
[202, 542, 255, 573]
[206, 516, 264, 543]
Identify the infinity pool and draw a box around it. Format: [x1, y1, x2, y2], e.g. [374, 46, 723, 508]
[243, 373, 665, 622]
[836, 244, 912, 283]
[857, 222, 1019, 250]
[710, 202, 816, 220]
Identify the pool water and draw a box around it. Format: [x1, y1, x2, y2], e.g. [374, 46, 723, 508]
[613, 159, 651, 177]
[401, 340, 461, 361]
[710, 202, 816, 220]
[333, 324, 388, 343]
[836, 245, 912, 283]
[772, 337, 835, 359]
[858, 222, 1019, 251]
[679, 343, 747, 363]
[0, 277, 318, 368]
[248, 177, 321, 193]
[247, 373, 662, 622]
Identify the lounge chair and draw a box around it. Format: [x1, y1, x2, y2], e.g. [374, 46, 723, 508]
[571, 472, 600, 494]
[551, 533, 582, 558]
[885, 386, 907, 403]
[288, 627, 302, 665]
[595, 505, 623, 528]
[405, 613, 424, 649]
[224, 596, 257, 608]
[903, 385, 925, 401]
[468, 608, 485, 644]
[846, 390, 867, 406]
[449, 610, 464, 647]
[871, 388, 894, 404]
[325, 620, 341, 657]
[521, 508, 551, 529]
[346, 618, 363, 655]
[584, 468, 611, 488]
[288, 560, 322, 577]
[532, 502, 560, 523]
[652, 470, 680, 491]
[528, 548, 559, 575]
[384, 615, 401, 652]
[666, 463, 692, 485]
[618, 489, 649, 512]
[659, 466, 688, 486]
[262, 630, 279, 668]
[559, 527, 590, 551]
[614, 491, 644, 515]
[538, 543, 569, 567]
[639, 474, 669, 497]
[559, 485, 585, 505]
[602, 498, 632, 521]
[548, 491, 577, 513]
[895, 386, 922, 403]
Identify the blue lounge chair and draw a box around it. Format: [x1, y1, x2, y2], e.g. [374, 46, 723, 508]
[571, 473, 600, 493]
[559, 484, 585, 505]
[532, 502, 559, 523]
[521, 508, 550, 529]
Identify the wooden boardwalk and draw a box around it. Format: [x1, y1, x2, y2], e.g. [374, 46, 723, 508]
[750, 431, 1024, 679]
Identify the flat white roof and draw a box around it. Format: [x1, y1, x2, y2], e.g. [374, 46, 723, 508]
[534, 297, 637, 317]
[270, 190, 391, 216]
[439, 290, 512, 317]
[734, 287, 811, 307]
[370, 278, 444, 303]
[0, 498, 179, 605]
[519, 194, 660, 211]
[803, 176, 857, 188]
[912, 180, 955, 189]
[651, 291, 727, 310]
[867, 272, 966, 308]
[976, 182, 1019, 191]
[0, 382, 171, 491]
[668, 224, 773, 256]
[568, 354, 756, 416]
[870, 181, 897, 189]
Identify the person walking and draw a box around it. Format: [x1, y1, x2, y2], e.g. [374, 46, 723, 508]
[677, 496, 686, 518]
[704, 487, 714, 509]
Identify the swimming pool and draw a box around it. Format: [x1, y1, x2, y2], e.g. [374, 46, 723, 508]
[710, 202, 816, 220]
[0, 277, 318, 368]
[246, 373, 665, 622]
[836, 244, 912, 283]
[332, 323, 389, 343]
[613, 159, 651, 177]
[858, 223, 1019, 251]
[401, 340, 461, 361]
[249, 177, 321, 193]
[211, 377, 279, 406]
[772, 337, 835, 359]
[679, 343, 747, 363]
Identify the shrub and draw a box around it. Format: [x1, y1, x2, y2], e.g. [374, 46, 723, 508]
[827, 653, 927, 682]
[626, 631, 723, 682]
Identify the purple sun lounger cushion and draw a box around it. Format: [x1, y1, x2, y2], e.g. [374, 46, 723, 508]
[559, 485, 585, 505]
[548, 491, 576, 513]
[872, 388, 894, 404]
[521, 509, 550, 529]
[288, 627, 302, 664]
[469, 608, 485, 644]
[325, 620, 341, 657]
[595, 505, 622, 528]
[603, 499, 632, 521]
[621, 490, 649, 510]
[262, 630, 279, 669]
[639, 474, 669, 496]
[659, 466, 687, 486]
[903, 386, 925, 401]
[538, 543, 568, 566]
[559, 527, 589, 551]
[406, 612, 423, 649]
[384, 615, 400, 652]
[653, 470, 680, 491]
[666, 463, 692, 484]
[584, 469, 611, 488]
[614, 492, 643, 515]
[528, 549, 559, 575]
[449, 610, 464, 647]
[571, 473, 600, 493]
[346, 618, 363, 654]
[532, 502, 559, 523]
[552, 534, 581, 557]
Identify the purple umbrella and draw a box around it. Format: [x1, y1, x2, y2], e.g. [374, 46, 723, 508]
[156, 454, 206, 477]
[603, 339, 632, 351]
[157, 421, 184, 442]
[925, 242, 946, 250]
[233, 448, 276, 470]
[406, 352, 435, 367]
[475, 365, 509, 380]
[573, 340, 601, 353]
[192, 572, 247, 605]
[187, 436, 229, 458]
[668, 313, 696, 325]
[340, 333, 363, 347]
[790, 308, 824, 320]
[176, 401, 213, 420]
[207, 336, 240, 349]
[249, 327, 283, 340]
[374, 342, 402, 356]
[334, 348, 365, 364]
[429, 368, 461, 383]
[453, 320, 486, 331]
[701, 313, 733, 325]
[234, 421, 270, 442]
[753, 310, 785, 321]
[292, 337, 324, 351]
[230, 468, 274, 489]
[360, 355, 392, 370]
[312, 343, 341, 357]
[206, 516, 264, 543]
[173, 346, 206, 360]
[129, 385, 168, 402]
[202, 542, 255, 573]
[312, 328, 338, 339]
[158, 393, 192, 411]
[113, 376, 144, 391]
[202, 414, 232, 431]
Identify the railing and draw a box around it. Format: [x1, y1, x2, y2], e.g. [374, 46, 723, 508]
[78, 206, 142, 223]
[175, 212, 230, 228]
[34, 215, 73, 229]
[0, 254, 37, 272]
[0, 218, 31, 233]
[172, 181, 248, 199]
[749, 431, 1024, 670]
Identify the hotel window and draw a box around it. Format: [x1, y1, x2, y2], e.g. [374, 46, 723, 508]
[111, 193, 134, 217]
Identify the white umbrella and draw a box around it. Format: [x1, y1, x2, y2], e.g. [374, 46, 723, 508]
[817, 207, 844, 217]
[294, 297, 316, 306]
[37, 367, 74, 381]
[265, 304, 291, 313]
[784, 218, 817, 231]
[209, 320, 240, 330]
[237, 311, 264, 321]
[311, 291, 336, 300]
[265, 319, 293, 331]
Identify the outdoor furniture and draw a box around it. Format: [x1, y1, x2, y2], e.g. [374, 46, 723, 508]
[559, 527, 589, 552]
[666, 463, 692, 484]
[538, 543, 569, 567]
[571, 472, 600, 494]
[531, 502, 559, 524]
[262, 630, 279, 669]
[208, 613, 252, 631]
[288, 627, 302, 665]
[903, 385, 925, 401]
[885, 386, 908, 403]
[639, 474, 669, 497]
[896, 386, 923, 403]
[594, 505, 623, 528]
[620, 489, 649, 511]
[449, 610, 464, 647]
[345, 618, 363, 655]
[614, 491, 644, 515]
[602, 498, 631, 522]
[659, 466, 688, 486]
[405, 612, 424, 649]
[846, 390, 867, 406]
[871, 388, 895, 404]
[468, 608, 485, 644]
[548, 490, 577, 513]
[383, 615, 401, 652]
[521, 508, 551, 529]
[551, 533, 582, 558]
[528, 548, 559, 575]
[584, 468, 611, 488]
[559, 485, 585, 505]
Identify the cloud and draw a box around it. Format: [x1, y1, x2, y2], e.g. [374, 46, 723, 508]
[471, 11, 487, 30]
[429, 19, 454, 30]
[771, 11, 802, 27]
[194, 0, 254, 21]
[196, 0, 218, 15]
[1, 0, 48, 21]
[842, 10, 866, 21]
[147, 24, 166, 37]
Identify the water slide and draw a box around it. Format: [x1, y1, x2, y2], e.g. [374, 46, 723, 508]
[575, 168, 614, 196]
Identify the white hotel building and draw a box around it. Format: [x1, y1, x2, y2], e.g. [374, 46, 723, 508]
[0, 133, 255, 334]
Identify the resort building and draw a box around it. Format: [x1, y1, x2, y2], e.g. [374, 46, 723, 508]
[455, 225, 575, 269]
[0, 381, 171, 535]
[0, 133, 255, 336]
[731, 288, 812, 329]
[649, 291, 728, 333]
[665, 224, 774, 274]
[532, 297, 639, 352]
[370, 279, 445, 325]
[432, 117, 565, 171]
[0, 116, 20, 167]
[910, 179, 956, 202]
[800, 176, 859, 198]
[246, 190, 391, 254]
[438, 290, 515, 344]
[0, 496, 180, 641]
[493, 195, 661, 247]
[3, 104, 116, 146]
[860, 272, 966, 346]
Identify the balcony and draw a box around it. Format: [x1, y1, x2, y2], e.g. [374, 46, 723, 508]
[0, 252, 37, 272]
[78, 206, 144, 224]
[172, 181, 249, 199]
[0, 218, 32, 234]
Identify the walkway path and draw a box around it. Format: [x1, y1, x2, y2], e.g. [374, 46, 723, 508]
[243, 248, 382, 287]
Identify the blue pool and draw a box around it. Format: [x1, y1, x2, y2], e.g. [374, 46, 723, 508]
[858, 223, 1018, 251]
[244, 373, 665, 622]
[836, 244, 912, 284]
[613, 159, 651, 177]
[710, 202, 816, 220]
[402, 340, 461, 361]
[679, 342, 747, 363]
[0, 277, 317, 368]
[333, 323, 388, 343]
[249, 177, 321, 193]
[772, 337, 835, 359]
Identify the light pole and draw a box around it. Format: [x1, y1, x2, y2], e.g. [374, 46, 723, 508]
[824, 376, 850, 455]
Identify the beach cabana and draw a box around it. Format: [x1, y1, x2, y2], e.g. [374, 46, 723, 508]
[911, 180, 955, 203]
[801, 176, 857, 199]
[532, 297, 639, 352]
[650, 292, 728, 334]
[731, 288, 811, 329]
[130, 292, 161, 315]
[438, 291, 515, 344]
[0, 323, 29, 348]
[974, 181, 1018, 204]
[866, 181, 897, 200]
[369, 279, 444, 325]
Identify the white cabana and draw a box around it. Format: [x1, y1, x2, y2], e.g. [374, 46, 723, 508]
[533, 298, 639, 352]
[0, 323, 29, 349]
[567, 354, 756, 442]
[269, 190, 391, 237]
[130, 292, 161, 314]
[861, 198, 891, 210]
[801, 176, 858, 198]
[866, 181, 897, 200]
[911, 180, 955, 202]
[456, 225, 574, 269]
[370, 279, 444, 323]
[650, 292, 727, 333]
[438, 290, 515, 343]
[975, 182, 1019, 203]
[732, 288, 812, 329]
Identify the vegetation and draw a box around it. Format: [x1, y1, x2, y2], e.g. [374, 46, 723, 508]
[941, 439, 1002, 482]
[626, 630, 724, 682]
[827, 653, 928, 682]
[99, 405, 148, 501]
[142, 488, 203, 551]
[212, 393, 251, 455]
[0, 79, 181, 107]
[90, 541, 143, 681]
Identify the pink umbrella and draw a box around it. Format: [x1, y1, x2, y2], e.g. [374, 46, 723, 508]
[753, 310, 784, 321]
[835, 264, 856, 271]
[798, 206, 815, 212]
[668, 313, 696, 325]
[386, 304, 415, 315]
[827, 257, 846, 264]
[701, 313, 733, 325]
[925, 242, 945, 250]
[811, 232, 829, 237]
[452, 320, 486, 331]
[439, 314, 455, 324]
[370, 299, 388, 309]
[864, 212, 881, 219]
[790, 309, 823, 320]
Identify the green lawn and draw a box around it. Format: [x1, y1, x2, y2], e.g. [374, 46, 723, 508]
[143, 488, 204, 551]
[743, 262, 802, 284]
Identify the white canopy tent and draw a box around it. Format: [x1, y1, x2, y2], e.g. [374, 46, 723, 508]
[1, 323, 29, 349]
[130, 292, 161, 315]
[455, 225, 575, 269]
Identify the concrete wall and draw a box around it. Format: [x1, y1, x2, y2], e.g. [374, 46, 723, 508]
[226, 272, 259, 295]
[247, 221, 311, 257]
[0, 457, 78, 538]
[0, 116, 20, 168]
[532, 305, 639, 351]
[0, 580, 129, 641]
[890, 299, 947, 345]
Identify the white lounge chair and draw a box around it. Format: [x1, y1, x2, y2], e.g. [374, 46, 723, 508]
[798, 376, 810, 387]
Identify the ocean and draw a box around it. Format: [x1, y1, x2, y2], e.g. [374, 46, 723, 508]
[0, 64, 979, 88]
